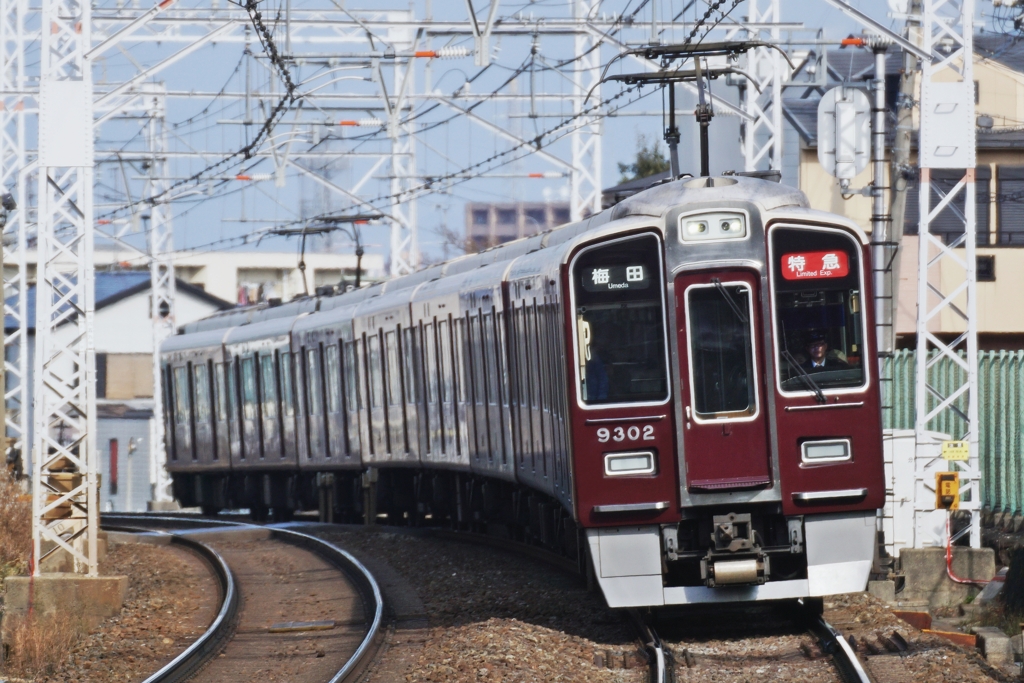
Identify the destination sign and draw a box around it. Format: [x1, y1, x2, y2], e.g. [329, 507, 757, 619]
[781, 251, 850, 281]
[580, 264, 651, 292]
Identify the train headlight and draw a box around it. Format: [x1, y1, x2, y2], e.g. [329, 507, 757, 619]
[680, 212, 747, 242]
[800, 439, 851, 464]
[604, 451, 656, 476]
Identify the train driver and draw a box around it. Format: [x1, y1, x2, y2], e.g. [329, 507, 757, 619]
[801, 331, 847, 372]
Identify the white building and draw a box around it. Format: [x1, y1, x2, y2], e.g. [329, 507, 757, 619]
[6, 271, 233, 511]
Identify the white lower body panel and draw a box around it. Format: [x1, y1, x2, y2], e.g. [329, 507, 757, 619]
[586, 511, 876, 609]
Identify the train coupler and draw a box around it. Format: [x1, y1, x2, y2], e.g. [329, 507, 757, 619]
[700, 513, 770, 587]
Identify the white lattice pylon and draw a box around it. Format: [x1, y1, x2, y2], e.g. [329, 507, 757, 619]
[742, 0, 785, 171]
[387, 18, 418, 277]
[143, 83, 175, 504]
[914, 0, 979, 548]
[570, 0, 602, 222]
[0, 0, 30, 470]
[32, 0, 98, 574]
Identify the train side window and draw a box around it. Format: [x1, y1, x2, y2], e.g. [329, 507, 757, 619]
[240, 357, 258, 421]
[483, 311, 499, 407]
[325, 344, 342, 414]
[685, 283, 758, 419]
[385, 330, 402, 406]
[214, 362, 228, 422]
[306, 348, 323, 416]
[227, 360, 240, 422]
[424, 322, 438, 405]
[403, 327, 418, 403]
[343, 341, 361, 410]
[367, 334, 383, 408]
[471, 313, 487, 407]
[454, 318, 467, 404]
[193, 363, 212, 424]
[260, 354, 278, 420]
[528, 303, 541, 411]
[571, 233, 668, 405]
[280, 351, 295, 417]
[770, 227, 867, 393]
[173, 366, 190, 425]
[438, 319, 453, 404]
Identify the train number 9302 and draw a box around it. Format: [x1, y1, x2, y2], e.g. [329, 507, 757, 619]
[596, 425, 656, 443]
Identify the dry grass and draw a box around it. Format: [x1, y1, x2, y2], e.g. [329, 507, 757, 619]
[0, 613, 80, 678]
[0, 471, 31, 579]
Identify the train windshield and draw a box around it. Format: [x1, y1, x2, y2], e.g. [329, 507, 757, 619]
[770, 227, 866, 393]
[572, 233, 668, 405]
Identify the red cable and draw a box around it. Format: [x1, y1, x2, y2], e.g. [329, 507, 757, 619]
[946, 513, 989, 586]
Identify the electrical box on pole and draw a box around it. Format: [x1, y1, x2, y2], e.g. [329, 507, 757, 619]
[816, 86, 871, 180]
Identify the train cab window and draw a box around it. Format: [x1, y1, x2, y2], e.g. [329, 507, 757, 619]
[240, 357, 258, 421]
[343, 341, 361, 410]
[280, 352, 295, 417]
[306, 348, 323, 416]
[193, 363, 212, 424]
[260, 355, 278, 420]
[571, 233, 668, 405]
[325, 344, 342, 413]
[367, 334, 383, 408]
[770, 227, 866, 393]
[173, 366, 190, 425]
[214, 362, 228, 422]
[685, 283, 758, 418]
[385, 330, 401, 406]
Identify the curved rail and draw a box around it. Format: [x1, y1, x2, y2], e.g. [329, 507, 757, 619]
[807, 611, 874, 683]
[627, 610, 670, 683]
[100, 513, 385, 683]
[100, 525, 239, 683]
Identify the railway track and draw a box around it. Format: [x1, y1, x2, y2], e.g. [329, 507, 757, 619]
[100, 514, 383, 683]
[105, 514, 878, 683]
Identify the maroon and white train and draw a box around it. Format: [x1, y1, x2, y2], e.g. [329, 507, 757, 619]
[161, 175, 884, 608]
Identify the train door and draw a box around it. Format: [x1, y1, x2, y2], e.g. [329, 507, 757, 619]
[438, 318, 457, 457]
[324, 342, 346, 461]
[343, 340, 363, 460]
[239, 355, 262, 460]
[675, 270, 771, 490]
[213, 362, 230, 461]
[304, 345, 327, 460]
[259, 352, 282, 459]
[527, 301, 543, 474]
[192, 360, 214, 463]
[366, 331, 388, 457]
[402, 326, 421, 461]
[482, 310, 503, 468]
[227, 358, 243, 463]
[453, 317, 470, 461]
[384, 328, 406, 457]
[171, 363, 193, 461]
[469, 312, 488, 464]
[423, 321, 441, 456]
[280, 351, 298, 462]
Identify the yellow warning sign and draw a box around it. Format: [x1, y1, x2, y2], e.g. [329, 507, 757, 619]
[941, 440, 970, 461]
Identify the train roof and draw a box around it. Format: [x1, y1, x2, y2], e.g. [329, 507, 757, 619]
[172, 175, 815, 340]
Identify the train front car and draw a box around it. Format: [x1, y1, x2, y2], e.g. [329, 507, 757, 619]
[572, 177, 884, 608]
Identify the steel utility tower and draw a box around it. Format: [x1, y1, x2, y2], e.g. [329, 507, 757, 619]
[33, 0, 99, 573]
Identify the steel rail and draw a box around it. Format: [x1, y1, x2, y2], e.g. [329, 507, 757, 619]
[99, 524, 238, 683]
[806, 606, 874, 683]
[100, 513, 385, 683]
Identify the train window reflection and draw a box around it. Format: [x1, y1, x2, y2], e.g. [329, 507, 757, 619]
[193, 363, 212, 423]
[572, 234, 668, 405]
[385, 330, 401, 406]
[241, 357, 257, 421]
[325, 344, 341, 414]
[368, 334, 383, 408]
[280, 352, 295, 417]
[260, 354, 278, 420]
[685, 284, 756, 418]
[306, 348, 323, 416]
[771, 227, 866, 393]
[214, 363, 227, 422]
[173, 366, 190, 425]
[343, 341, 361, 411]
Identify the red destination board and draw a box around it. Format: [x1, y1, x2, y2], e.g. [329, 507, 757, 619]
[781, 250, 849, 280]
